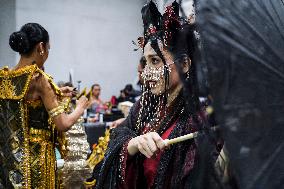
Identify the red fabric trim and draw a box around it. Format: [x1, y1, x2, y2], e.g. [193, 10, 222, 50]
[143, 121, 176, 188]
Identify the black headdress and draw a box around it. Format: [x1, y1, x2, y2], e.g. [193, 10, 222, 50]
[141, 0, 182, 52]
[139, 1, 184, 104]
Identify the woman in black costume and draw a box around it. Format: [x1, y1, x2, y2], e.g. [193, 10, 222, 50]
[94, 1, 218, 188]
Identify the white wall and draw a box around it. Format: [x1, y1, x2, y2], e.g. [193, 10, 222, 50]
[15, 0, 144, 100]
[162, 0, 194, 16]
[0, 0, 16, 68]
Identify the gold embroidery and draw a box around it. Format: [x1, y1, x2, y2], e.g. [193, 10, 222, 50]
[21, 102, 31, 189]
[49, 106, 65, 118]
[29, 128, 51, 142]
[48, 98, 70, 119]
[0, 65, 65, 188]
[0, 64, 36, 77]
[0, 78, 16, 98]
[26, 99, 43, 108]
[40, 141, 47, 188]
[87, 129, 110, 169]
[84, 179, 97, 188]
[0, 65, 37, 100]
[84, 129, 110, 188]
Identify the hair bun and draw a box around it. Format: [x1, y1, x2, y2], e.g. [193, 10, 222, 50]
[9, 31, 30, 53]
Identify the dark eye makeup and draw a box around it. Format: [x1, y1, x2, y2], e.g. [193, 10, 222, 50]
[151, 57, 160, 65]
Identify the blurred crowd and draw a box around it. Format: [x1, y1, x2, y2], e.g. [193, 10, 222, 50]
[57, 56, 146, 125]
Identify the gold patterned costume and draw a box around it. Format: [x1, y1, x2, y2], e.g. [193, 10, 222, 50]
[84, 129, 110, 188]
[0, 65, 67, 189]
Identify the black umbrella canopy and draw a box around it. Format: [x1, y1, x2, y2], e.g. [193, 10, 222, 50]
[196, 0, 284, 188]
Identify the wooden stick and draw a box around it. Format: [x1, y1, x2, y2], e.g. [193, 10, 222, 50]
[164, 131, 199, 145]
[163, 126, 219, 146]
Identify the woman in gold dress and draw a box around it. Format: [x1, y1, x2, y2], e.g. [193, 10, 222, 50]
[0, 23, 89, 188]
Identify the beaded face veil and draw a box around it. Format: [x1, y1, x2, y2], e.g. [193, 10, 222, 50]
[136, 0, 185, 133]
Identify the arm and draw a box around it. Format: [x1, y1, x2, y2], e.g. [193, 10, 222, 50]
[109, 118, 126, 129]
[38, 75, 88, 131]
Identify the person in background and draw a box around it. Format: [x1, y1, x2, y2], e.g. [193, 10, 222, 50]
[88, 84, 105, 113]
[117, 84, 140, 104]
[57, 81, 66, 88]
[134, 56, 147, 101]
[124, 84, 138, 102]
[87, 84, 107, 122]
[64, 81, 73, 87]
[116, 89, 127, 104]
[135, 56, 147, 91]
[116, 57, 146, 105]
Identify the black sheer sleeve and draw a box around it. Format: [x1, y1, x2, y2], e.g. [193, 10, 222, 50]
[95, 102, 141, 188]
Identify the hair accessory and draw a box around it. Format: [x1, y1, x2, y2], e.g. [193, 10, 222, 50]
[142, 0, 184, 48]
[186, 71, 190, 80]
[132, 37, 145, 51]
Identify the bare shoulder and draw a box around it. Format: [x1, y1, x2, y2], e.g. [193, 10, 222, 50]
[25, 71, 50, 100]
[32, 70, 53, 95]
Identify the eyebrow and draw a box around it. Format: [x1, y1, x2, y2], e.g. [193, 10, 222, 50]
[146, 54, 160, 58]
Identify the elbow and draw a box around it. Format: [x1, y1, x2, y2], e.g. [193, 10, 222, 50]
[55, 122, 71, 132]
[57, 124, 70, 132]
[53, 114, 74, 132]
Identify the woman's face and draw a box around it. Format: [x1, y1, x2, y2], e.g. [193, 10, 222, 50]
[92, 85, 101, 97]
[143, 41, 182, 95]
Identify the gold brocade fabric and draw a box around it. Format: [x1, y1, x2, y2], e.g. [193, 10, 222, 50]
[86, 129, 110, 170]
[84, 129, 110, 188]
[27, 101, 56, 189]
[0, 65, 66, 189]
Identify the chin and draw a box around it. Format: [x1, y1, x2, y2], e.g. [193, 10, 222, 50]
[150, 89, 159, 95]
[150, 87, 164, 96]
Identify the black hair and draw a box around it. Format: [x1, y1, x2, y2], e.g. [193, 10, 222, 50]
[137, 1, 198, 132]
[57, 81, 65, 88]
[9, 23, 49, 55]
[141, 1, 182, 106]
[169, 24, 201, 115]
[171, 23, 227, 189]
[124, 84, 133, 92]
[91, 84, 100, 90]
[64, 82, 73, 87]
[139, 56, 147, 69]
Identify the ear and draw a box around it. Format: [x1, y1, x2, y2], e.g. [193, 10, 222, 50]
[37, 42, 45, 54]
[182, 57, 191, 73]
